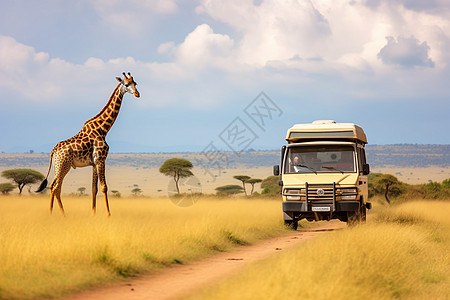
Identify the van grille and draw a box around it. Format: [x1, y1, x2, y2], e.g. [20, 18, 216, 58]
[306, 183, 335, 205]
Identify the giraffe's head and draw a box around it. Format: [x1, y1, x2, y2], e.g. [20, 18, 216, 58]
[116, 72, 140, 98]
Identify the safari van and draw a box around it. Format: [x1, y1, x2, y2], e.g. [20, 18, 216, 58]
[273, 120, 371, 229]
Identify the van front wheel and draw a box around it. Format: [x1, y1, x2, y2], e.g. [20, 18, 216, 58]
[284, 219, 298, 230]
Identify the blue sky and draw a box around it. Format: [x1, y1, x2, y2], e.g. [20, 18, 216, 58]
[1, 0, 449, 153]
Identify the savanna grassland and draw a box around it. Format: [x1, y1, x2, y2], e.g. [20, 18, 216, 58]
[0, 195, 285, 300]
[186, 200, 450, 300]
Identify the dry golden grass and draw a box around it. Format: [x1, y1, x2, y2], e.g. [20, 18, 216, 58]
[186, 200, 450, 300]
[0, 195, 285, 300]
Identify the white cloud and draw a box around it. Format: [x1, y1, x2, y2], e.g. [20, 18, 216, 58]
[193, 0, 450, 72]
[197, 0, 332, 66]
[174, 24, 235, 69]
[2, 0, 450, 109]
[378, 36, 434, 68]
[157, 41, 175, 54]
[0, 36, 146, 103]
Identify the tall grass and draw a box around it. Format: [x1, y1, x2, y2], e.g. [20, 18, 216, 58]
[0, 195, 285, 300]
[187, 200, 450, 300]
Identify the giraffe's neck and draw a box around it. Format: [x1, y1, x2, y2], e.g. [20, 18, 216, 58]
[84, 83, 126, 135]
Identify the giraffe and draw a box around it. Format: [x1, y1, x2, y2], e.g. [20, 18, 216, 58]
[36, 72, 140, 216]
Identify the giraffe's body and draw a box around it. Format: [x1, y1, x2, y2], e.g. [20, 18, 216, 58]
[37, 73, 140, 216]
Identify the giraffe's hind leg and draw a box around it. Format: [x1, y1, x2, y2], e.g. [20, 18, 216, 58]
[50, 152, 72, 216]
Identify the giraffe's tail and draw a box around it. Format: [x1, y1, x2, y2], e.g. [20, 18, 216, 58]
[35, 150, 54, 193]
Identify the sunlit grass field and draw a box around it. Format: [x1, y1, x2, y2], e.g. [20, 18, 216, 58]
[0, 195, 285, 300]
[187, 200, 450, 300]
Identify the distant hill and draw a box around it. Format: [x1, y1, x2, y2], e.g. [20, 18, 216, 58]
[0, 145, 449, 169]
[366, 144, 450, 167]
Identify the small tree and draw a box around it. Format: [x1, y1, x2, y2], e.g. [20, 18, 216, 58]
[247, 178, 262, 195]
[375, 174, 401, 205]
[1, 169, 44, 194]
[77, 187, 86, 196]
[233, 175, 250, 195]
[0, 183, 15, 195]
[216, 185, 244, 196]
[159, 158, 194, 194]
[131, 188, 142, 196]
[111, 190, 121, 198]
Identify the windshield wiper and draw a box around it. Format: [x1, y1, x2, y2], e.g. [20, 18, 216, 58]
[322, 166, 344, 174]
[296, 164, 317, 174]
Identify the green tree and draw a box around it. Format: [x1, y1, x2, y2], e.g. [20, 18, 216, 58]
[442, 178, 450, 189]
[1, 169, 44, 194]
[159, 158, 194, 194]
[215, 185, 244, 196]
[260, 175, 281, 196]
[247, 178, 262, 195]
[131, 187, 142, 196]
[0, 183, 15, 195]
[374, 174, 402, 205]
[111, 190, 121, 198]
[233, 175, 250, 195]
[77, 187, 86, 196]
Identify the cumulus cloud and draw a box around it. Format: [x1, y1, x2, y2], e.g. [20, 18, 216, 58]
[2, 0, 450, 108]
[378, 36, 435, 68]
[174, 24, 235, 69]
[196, 0, 331, 65]
[0, 36, 146, 103]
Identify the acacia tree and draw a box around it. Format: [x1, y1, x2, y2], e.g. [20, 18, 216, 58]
[246, 178, 262, 195]
[77, 187, 86, 196]
[215, 185, 244, 196]
[1, 169, 44, 194]
[233, 175, 250, 196]
[159, 158, 194, 194]
[375, 174, 401, 205]
[131, 187, 142, 196]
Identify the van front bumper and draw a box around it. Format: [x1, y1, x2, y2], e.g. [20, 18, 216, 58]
[283, 201, 360, 221]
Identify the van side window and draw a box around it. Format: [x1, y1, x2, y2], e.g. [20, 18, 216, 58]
[357, 147, 367, 173]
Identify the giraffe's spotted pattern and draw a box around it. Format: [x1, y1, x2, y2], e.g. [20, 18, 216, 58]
[39, 73, 140, 216]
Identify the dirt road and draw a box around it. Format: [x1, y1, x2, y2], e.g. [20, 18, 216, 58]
[63, 220, 345, 300]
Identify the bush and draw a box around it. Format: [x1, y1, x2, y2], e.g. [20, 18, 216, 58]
[0, 183, 16, 195]
[369, 175, 450, 202]
[260, 176, 281, 196]
[215, 185, 244, 196]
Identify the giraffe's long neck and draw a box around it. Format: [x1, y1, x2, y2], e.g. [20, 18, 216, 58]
[84, 83, 126, 135]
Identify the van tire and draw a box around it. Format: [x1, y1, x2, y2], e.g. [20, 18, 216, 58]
[284, 219, 298, 230]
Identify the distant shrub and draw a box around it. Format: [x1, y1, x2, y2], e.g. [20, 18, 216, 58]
[370, 174, 450, 203]
[442, 178, 450, 189]
[0, 183, 15, 195]
[215, 185, 244, 196]
[260, 175, 281, 196]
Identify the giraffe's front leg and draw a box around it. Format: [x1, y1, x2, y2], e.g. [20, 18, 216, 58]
[92, 166, 98, 215]
[96, 160, 111, 216]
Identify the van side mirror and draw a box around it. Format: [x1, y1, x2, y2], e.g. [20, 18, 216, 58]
[273, 165, 280, 176]
[362, 164, 370, 175]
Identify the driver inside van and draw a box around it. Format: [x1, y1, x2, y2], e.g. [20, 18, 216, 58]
[291, 153, 322, 172]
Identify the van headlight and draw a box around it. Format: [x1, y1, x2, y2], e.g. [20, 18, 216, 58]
[341, 188, 357, 200]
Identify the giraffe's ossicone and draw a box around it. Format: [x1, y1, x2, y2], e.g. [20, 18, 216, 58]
[36, 72, 140, 216]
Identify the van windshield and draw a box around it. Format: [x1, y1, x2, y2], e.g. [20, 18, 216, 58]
[284, 145, 356, 174]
